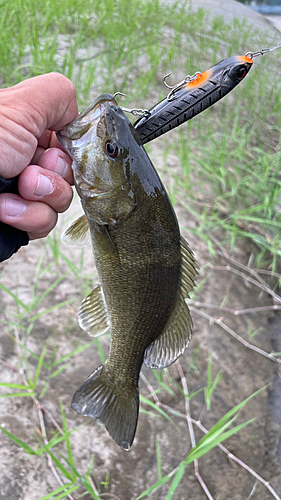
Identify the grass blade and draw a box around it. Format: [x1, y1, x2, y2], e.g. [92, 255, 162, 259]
[49, 363, 72, 379]
[60, 403, 76, 475]
[29, 299, 76, 322]
[196, 387, 264, 449]
[32, 274, 67, 310]
[38, 483, 78, 500]
[53, 340, 95, 366]
[14, 341, 50, 370]
[165, 463, 185, 500]
[0, 392, 35, 398]
[46, 450, 74, 482]
[0, 282, 28, 311]
[0, 383, 32, 390]
[0, 426, 36, 454]
[32, 341, 49, 390]
[140, 396, 180, 431]
[184, 419, 256, 464]
[36, 428, 80, 456]
[60, 455, 100, 499]
[136, 474, 171, 500]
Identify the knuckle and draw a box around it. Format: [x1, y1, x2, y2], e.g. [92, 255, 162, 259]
[41, 208, 57, 236]
[50, 176, 73, 212]
[49, 73, 77, 100]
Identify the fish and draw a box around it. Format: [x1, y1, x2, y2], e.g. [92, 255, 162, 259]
[56, 94, 198, 450]
[134, 54, 253, 144]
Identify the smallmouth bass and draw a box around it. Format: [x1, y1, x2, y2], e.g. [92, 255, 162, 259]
[57, 94, 198, 450]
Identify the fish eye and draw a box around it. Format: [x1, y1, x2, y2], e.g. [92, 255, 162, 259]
[236, 66, 247, 80]
[105, 140, 120, 159]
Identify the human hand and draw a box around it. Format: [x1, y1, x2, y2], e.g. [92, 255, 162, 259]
[0, 73, 78, 260]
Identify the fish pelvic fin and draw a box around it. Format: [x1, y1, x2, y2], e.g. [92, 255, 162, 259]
[61, 214, 91, 247]
[71, 365, 139, 451]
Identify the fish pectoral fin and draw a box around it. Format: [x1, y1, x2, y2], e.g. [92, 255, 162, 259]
[71, 365, 139, 451]
[180, 235, 198, 298]
[144, 293, 193, 369]
[78, 285, 110, 337]
[61, 214, 91, 247]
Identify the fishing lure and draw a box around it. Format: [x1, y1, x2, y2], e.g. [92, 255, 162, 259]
[132, 45, 280, 144]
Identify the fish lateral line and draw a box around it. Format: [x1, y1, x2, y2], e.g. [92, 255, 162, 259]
[58, 95, 198, 450]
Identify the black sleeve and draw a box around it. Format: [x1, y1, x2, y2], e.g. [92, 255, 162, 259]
[0, 175, 29, 262]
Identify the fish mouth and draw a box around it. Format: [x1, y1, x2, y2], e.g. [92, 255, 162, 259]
[56, 93, 118, 155]
[76, 180, 122, 200]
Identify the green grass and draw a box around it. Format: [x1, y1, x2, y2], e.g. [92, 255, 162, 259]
[137, 388, 263, 500]
[1, 0, 280, 263]
[0, 321, 263, 500]
[0, 387, 260, 500]
[174, 110, 281, 268]
[0, 0, 281, 499]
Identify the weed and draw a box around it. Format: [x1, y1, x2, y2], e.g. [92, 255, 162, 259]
[1, 0, 280, 499]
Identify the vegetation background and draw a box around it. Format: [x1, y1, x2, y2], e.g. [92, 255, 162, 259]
[0, 0, 281, 499]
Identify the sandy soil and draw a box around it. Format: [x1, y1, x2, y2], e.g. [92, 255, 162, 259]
[1, 142, 281, 500]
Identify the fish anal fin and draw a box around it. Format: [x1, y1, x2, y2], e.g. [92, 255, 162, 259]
[78, 285, 110, 337]
[71, 365, 139, 450]
[180, 235, 199, 298]
[144, 293, 193, 369]
[144, 236, 198, 370]
[61, 214, 90, 247]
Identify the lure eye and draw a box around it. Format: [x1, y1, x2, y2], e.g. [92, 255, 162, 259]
[105, 140, 120, 159]
[236, 66, 247, 80]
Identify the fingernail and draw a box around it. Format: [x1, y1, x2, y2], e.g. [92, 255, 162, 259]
[55, 156, 68, 177]
[5, 199, 26, 217]
[35, 174, 53, 196]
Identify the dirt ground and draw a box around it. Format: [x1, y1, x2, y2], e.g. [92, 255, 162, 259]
[1, 140, 281, 500]
[1, 2, 281, 500]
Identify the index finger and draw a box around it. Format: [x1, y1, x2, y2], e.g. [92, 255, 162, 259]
[0, 73, 78, 178]
[38, 130, 68, 150]
[0, 73, 78, 137]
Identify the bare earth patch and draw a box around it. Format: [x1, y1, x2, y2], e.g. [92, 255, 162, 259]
[1, 135, 281, 499]
[1, 1, 281, 499]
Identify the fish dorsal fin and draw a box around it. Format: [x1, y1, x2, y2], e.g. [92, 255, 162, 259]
[78, 285, 110, 337]
[180, 236, 198, 298]
[144, 236, 198, 369]
[61, 214, 91, 247]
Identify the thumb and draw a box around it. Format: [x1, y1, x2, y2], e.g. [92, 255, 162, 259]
[0, 73, 78, 178]
[1, 73, 78, 134]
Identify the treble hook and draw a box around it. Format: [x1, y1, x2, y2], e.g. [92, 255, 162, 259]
[163, 71, 202, 101]
[113, 92, 127, 99]
[112, 92, 151, 118]
[245, 43, 281, 59]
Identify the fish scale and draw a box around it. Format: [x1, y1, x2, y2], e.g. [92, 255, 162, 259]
[57, 94, 198, 450]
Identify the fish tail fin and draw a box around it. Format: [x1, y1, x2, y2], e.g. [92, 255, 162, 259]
[71, 365, 139, 450]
